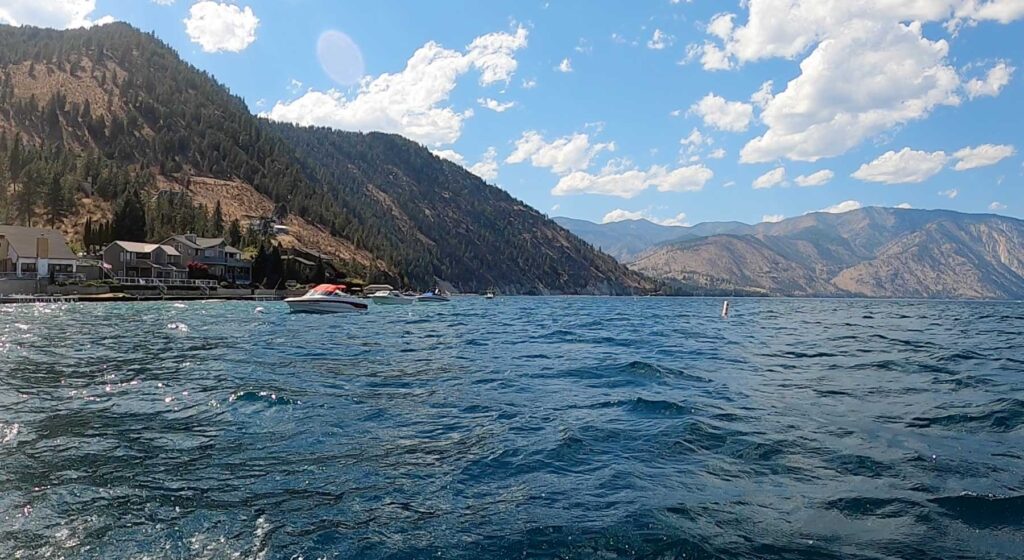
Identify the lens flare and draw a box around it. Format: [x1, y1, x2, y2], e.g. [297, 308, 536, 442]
[316, 30, 364, 86]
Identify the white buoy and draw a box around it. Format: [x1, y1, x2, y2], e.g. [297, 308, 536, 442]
[721, 300, 730, 318]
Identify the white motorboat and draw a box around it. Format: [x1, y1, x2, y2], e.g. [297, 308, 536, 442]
[285, 284, 368, 313]
[484, 291, 496, 299]
[369, 289, 415, 305]
[416, 290, 451, 303]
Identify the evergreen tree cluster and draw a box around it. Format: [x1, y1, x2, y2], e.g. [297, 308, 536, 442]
[0, 131, 115, 228]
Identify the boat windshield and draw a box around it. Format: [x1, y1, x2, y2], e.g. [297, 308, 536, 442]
[306, 284, 346, 297]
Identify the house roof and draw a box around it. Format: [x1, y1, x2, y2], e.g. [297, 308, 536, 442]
[0, 225, 78, 260]
[110, 241, 181, 257]
[164, 235, 243, 255]
[165, 235, 230, 250]
[282, 255, 316, 266]
[292, 244, 332, 261]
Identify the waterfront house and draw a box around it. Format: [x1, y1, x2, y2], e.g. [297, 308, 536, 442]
[281, 254, 317, 279]
[0, 225, 80, 279]
[285, 245, 338, 276]
[102, 241, 187, 281]
[162, 234, 252, 283]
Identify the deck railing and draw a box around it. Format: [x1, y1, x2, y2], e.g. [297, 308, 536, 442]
[115, 277, 218, 287]
[0, 272, 86, 282]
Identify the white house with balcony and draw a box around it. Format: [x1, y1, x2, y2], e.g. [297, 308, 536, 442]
[0, 225, 80, 279]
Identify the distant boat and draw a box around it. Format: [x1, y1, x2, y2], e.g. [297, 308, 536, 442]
[285, 284, 368, 313]
[416, 291, 451, 303]
[484, 291, 496, 299]
[369, 289, 415, 305]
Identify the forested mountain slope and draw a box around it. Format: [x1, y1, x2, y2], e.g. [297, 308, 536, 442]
[0, 23, 648, 293]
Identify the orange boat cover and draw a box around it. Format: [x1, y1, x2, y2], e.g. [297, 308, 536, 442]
[312, 284, 346, 293]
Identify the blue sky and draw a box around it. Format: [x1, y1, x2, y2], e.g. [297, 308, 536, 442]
[4, 0, 1023, 225]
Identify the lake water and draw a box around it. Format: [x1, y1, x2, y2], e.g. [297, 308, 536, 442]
[0, 297, 1022, 559]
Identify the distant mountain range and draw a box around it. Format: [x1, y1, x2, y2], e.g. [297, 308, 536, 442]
[553, 216, 752, 262]
[557, 208, 1024, 299]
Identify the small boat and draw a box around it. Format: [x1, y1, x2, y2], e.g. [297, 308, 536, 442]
[285, 284, 368, 313]
[369, 289, 415, 305]
[416, 290, 450, 303]
[484, 291, 496, 299]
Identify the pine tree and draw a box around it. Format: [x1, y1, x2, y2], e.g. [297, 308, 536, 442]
[14, 160, 44, 226]
[212, 199, 224, 236]
[268, 245, 283, 288]
[252, 243, 267, 286]
[226, 218, 242, 247]
[83, 217, 94, 251]
[45, 169, 71, 227]
[112, 189, 147, 241]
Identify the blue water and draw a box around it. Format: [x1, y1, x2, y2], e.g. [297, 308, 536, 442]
[1, 297, 1022, 559]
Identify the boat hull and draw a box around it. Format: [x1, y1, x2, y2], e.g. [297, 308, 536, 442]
[371, 296, 414, 305]
[416, 295, 450, 303]
[285, 297, 368, 313]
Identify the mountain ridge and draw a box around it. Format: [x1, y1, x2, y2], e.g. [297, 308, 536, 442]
[559, 208, 1024, 299]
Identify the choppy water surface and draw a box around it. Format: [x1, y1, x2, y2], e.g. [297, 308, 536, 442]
[1, 297, 1022, 559]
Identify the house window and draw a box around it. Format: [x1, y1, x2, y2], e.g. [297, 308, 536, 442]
[52, 264, 73, 274]
[21, 262, 37, 273]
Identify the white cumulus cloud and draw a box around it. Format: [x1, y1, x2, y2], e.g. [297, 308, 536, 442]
[505, 131, 614, 175]
[265, 27, 528, 147]
[433, 149, 465, 165]
[679, 128, 713, 156]
[741, 21, 960, 163]
[469, 147, 500, 181]
[603, 209, 688, 226]
[184, 1, 259, 53]
[852, 148, 949, 184]
[602, 209, 646, 223]
[965, 61, 1015, 99]
[895, 202, 913, 209]
[762, 214, 785, 223]
[654, 213, 689, 227]
[647, 29, 675, 50]
[553, 160, 713, 199]
[989, 201, 1007, 211]
[707, 12, 735, 40]
[435, 147, 499, 182]
[690, 93, 753, 132]
[794, 169, 834, 187]
[0, 0, 114, 29]
[819, 200, 863, 214]
[477, 97, 516, 112]
[952, 143, 1015, 170]
[696, 1, 1024, 163]
[750, 80, 774, 109]
[753, 167, 786, 189]
[939, 188, 959, 199]
[556, 58, 573, 73]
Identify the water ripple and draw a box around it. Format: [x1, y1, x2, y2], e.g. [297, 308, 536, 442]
[1, 297, 1022, 558]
